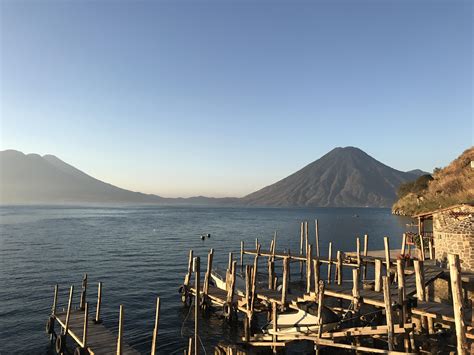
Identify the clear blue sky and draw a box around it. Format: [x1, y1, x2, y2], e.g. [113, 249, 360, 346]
[1, 0, 472, 197]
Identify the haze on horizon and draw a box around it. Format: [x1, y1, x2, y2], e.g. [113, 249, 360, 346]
[1, 0, 472, 198]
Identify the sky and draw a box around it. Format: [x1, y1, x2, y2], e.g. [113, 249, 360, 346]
[1, 0, 472, 198]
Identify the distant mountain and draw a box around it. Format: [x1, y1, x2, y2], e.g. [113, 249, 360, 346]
[406, 169, 430, 177]
[0, 150, 238, 205]
[242, 147, 422, 208]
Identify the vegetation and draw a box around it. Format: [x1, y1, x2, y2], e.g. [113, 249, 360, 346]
[392, 147, 474, 216]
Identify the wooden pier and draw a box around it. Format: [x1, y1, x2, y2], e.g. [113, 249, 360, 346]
[181, 219, 474, 354]
[46, 276, 161, 355]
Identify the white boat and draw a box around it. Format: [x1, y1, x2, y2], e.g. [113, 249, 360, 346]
[210, 267, 246, 296]
[265, 301, 339, 335]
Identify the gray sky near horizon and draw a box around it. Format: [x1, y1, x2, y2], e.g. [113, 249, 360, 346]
[1, 0, 472, 197]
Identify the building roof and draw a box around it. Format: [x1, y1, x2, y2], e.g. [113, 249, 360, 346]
[413, 203, 474, 218]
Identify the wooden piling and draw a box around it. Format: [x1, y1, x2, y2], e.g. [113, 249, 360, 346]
[352, 269, 360, 311]
[227, 261, 237, 305]
[272, 302, 278, 354]
[193, 257, 200, 355]
[384, 237, 390, 278]
[305, 221, 309, 256]
[363, 234, 369, 281]
[306, 244, 312, 293]
[419, 233, 425, 261]
[300, 222, 304, 276]
[95, 282, 102, 323]
[400, 233, 407, 255]
[281, 256, 289, 305]
[414, 260, 425, 301]
[151, 297, 160, 355]
[82, 302, 89, 349]
[317, 281, 325, 338]
[356, 237, 361, 268]
[428, 238, 434, 260]
[188, 337, 193, 355]
[117, 305, 124, 355]
[336, 251, 342, 286]
[383, 277, 394, 351]
[327, 242, 333, 284]
[65, 285, 74, 336]
[374, 259, 382, 292]
[313, 258, 320, 295]
[203, 249, 214, 299]
[52, 284, 58, 316]
[184, 250, 194, 287]
[448, 254, 467, 355]
[396, 260, 407, 325]
[80, 273, 88, 311]
[315, 219, 320, 258]
[240, 241, 244, 267]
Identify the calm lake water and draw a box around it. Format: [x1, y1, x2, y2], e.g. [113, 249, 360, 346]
[0, 205, 410, 354]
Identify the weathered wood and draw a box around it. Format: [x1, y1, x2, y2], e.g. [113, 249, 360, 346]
[363, 234, 369, 281]
[383, 277, 394, 351]
[419, 233, 425, 261]
[80, 273, 87, 311]
[65, 285, 74, 336]
[313, 258, 320, 295]
[82, 302, 89, 349]
[320, 323, 414, 339]
[327, 242, 333, 284]
[413, 260, 425, 301]
[336, 251, 343, 286]
[400, 233, 407, 255]
[203, 249, 214, 297]
[317, 281, 325, 338]
[306, 244, 312, 293]
[151, 297, 160, 355]
[281, 256, 289, 305]
[374, 259, 382, 292]
[184, 250, 194, 287]
[52, 284, 58, 316]
[188, 337, 193, 355]
[352, 268, 360, 310]
[272, 302, 278, 354]
[315, 219, 320, 258]
[300, 222, 304, 275]
[227, 261, 237, 304]
[384, 237, 391, 278]
[95, 282, 102, 323]
[448, 254, 467, 355]
[240, 241, 244, 267]
[193, 257, 200, 355]
[305, 221, 309, 256]
[396, 260, 407, 326]
[428, 238, 434, 260]
[117, 305, 124, 355]
[356, 237, 361, 268]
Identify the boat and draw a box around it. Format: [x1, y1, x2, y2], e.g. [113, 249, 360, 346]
[264, 301, 340, 335]
[210, 266, 246, 296]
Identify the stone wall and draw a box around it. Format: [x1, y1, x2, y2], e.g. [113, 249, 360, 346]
[432, 205, 474, 272]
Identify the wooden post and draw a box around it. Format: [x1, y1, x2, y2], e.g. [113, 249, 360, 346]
[272, 302, 278, 354]
[414, 260, 425, 301]
[251, 245, 260, 312]
[240, 241, 244, 267]
[305, 221, 309, 256]
[227, 261, 237, 304]
[396, 260, 407, 325]
[300, 222, 304, 276]
[374, 259, 382, 292]
[428, 238, 434, 260]
[184, 250, 194, 287]
[64, 285, 74, 335]
[203, 249, 214, 298]
[193, 257, 200, 355]
[306, 244, 312, 293]
[336, 251, 342, 286]
[255, 238, 258, 250]
[317, 281, 325, 338]
[383, 276, 394, 351]
[419, 233, 425, 261]
[384, 237, 391, 278]
[151, 297, 160, 355]
[52, 284, 58, 316]
[356, 237, 361, 268]
[327, 242, 333, 284]
[80, 273, 87, 311]
[400, 233, 407, 255]
[188, 337, 193, 355]
[313, 258, 320, 295]
[448, 254, 467, 355]
[281, 256, 289, 304]
[117, 305, 123, 355]
[363, 234, 369, 281]
[352, 269, 360, 311]
[315, 219, 320, 258]
[95, 282, 102, 323]
[82, 302, 89, 349]
[244, 265, 251, 342]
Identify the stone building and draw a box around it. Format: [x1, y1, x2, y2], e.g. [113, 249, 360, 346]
[414, 203, 474, 271]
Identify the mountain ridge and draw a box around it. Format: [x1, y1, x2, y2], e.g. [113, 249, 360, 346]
[1, 148, 423, 207]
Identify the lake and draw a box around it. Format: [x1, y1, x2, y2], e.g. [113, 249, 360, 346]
[0, 205, 410, 354]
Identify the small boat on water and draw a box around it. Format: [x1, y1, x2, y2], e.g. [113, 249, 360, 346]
[265, 301, 340, 335]
[210, 267, 246, 296]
